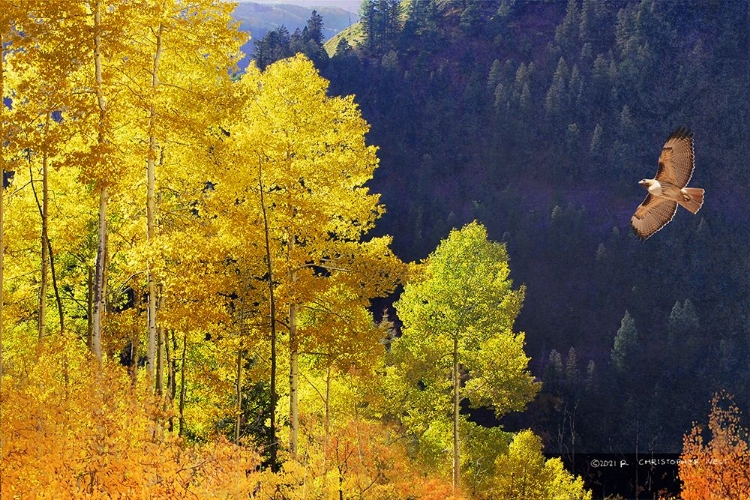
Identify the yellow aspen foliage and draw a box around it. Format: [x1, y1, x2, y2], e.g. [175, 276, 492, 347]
[2, 161, 95, 348]
[214, 54, 405, 459]
[0, 3, 590, 497]
[490, 430, 591, 500]
[0, 337, 263, 498]
[679, 392, 750, 500]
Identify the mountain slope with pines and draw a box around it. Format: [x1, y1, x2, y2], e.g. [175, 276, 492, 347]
[235, 0, 750, 494]
[320, 0, 750, 463]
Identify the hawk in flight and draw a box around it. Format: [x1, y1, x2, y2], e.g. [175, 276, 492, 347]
[631, 127, 704, 240]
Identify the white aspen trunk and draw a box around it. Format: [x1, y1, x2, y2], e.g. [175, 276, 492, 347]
[91, 0, 108, 361]
[287, 223, 300, 459]
[323, 363, 331, 493]
[146, 24, 163, 381]
[155, 287, 164, 395]
[91, 185, 108, 361]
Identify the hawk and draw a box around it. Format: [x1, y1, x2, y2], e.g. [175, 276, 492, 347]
[631, 127, 704, 240]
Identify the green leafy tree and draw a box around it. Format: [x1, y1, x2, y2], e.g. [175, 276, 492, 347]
[392, 221, 539, 493]
[492, 430, 592, 500]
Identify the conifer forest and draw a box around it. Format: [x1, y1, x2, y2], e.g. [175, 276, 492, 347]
[0, 0, 749, 498]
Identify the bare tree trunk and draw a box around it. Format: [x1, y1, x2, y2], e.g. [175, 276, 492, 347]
[289, 301, 299, 459]
[91, 186, 108, 361]
[178, 332, 187, 436]
[258, 165, 278, 469]
[0, 31, 4, 382]
[38, 146, 49, 340]
[146, 24, 163, 381]
[91, 0, 108, 361]
[47, 239, 63, 334]
[323, 362, 332, 491]
[29, 134, 64, 337]
[130, 333, 138, 386]
[169, 330, 177, 399]
[452, 335, 460, 494]
[87, 266, 93, 349]
[155, 325, 163, 395]
[235, 349, 242, 444]
[166, 329, 177, 432]
[155, 288, 164, 395]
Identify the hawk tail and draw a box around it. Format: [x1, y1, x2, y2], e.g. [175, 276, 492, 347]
[679, 187, 704, 214]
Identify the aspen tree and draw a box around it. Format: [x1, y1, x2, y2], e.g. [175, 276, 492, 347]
[121, 0, 244, 386]
[221, 55, 402, 460]
[393, 222, 538, 492]
[4, 8, 82, 338]
[0, 0, 16, 379]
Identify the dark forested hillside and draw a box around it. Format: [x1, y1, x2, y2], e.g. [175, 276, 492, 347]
[242, 0, 750, 493]
[315, 0, 750, 460]
[5, 1, 748, 497]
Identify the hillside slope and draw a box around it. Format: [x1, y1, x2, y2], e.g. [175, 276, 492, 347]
[321, 0, 750, 466]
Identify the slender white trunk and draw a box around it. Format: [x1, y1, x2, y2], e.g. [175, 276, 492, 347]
[155, 289, 164, 394]
[91, 185, 108, 360]
[146, 23, 163, 381]
[91, 0, 108, 361]
[323, 363, 331, 492]
[258, 168, 278, 469]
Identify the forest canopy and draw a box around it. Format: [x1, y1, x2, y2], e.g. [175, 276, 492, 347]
[0, 0, 592, 498]
[2, 0, 750, 498]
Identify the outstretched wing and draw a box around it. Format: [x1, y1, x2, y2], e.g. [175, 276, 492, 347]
[655, 127, 694, 188]
[631, 194, 678, 241]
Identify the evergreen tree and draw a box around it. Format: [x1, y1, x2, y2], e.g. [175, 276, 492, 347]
[252, 26, 292, 70]
[611, 310, 639, 372]
[305, 9, 324, 46]
[565, 346, 579, 385]
[360, 0, 402, 55]
[545, 57, 569, 118]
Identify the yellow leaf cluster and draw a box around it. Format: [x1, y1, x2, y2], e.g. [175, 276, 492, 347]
[0, 338, 263, 499]
[490, 430, 591, 500]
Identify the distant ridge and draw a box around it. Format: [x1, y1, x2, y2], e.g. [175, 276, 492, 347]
[233, 2, 359, 68]
[236, 0, 362, 12]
